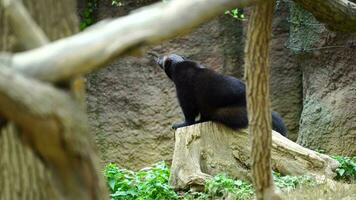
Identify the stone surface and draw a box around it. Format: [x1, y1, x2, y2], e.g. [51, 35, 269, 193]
[297, 36, 356, 155]
[286, 2, 356, 155]
[268, 3, 303, 141]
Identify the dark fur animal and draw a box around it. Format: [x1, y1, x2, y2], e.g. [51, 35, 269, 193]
[155, 54, 287, 136]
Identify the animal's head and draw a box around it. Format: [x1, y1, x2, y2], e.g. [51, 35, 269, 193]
[156, 54, 186, 79]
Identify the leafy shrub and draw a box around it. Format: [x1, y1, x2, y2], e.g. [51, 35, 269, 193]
[104, 162, 327, 200]
[332, 156, 356, 182]
[104, 161, 179, 200]
[179, 174, 253, 200]
[80, 0, 98, 30]
[104, 163, 254, 200]
[204, 174, 253, 200]
[273, 172, 315, 191]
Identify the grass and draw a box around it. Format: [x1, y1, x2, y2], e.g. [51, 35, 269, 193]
[284, 180, 356, 200]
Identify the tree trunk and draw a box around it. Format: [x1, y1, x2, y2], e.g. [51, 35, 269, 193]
[0, 0, 105, 199]
[169, 122, 339, 190]
[244, 0, 279, 199]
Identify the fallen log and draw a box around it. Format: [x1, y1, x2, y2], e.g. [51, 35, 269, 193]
[169, 122, 339, 190]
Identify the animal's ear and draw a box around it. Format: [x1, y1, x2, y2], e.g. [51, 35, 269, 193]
[164, 58, 173, 69]
[157, 55, 167, 69]
[158, 55, 175, 70]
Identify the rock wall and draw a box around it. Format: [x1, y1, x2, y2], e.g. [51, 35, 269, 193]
[296, 36, 356, 155]
[286, 2, 356, 155]
[268, 3, 302, 141]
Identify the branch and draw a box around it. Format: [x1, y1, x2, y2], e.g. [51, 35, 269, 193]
[5, 0, 258, 82]
[1, 0, 49, 49]
[293, 0, 356, 32]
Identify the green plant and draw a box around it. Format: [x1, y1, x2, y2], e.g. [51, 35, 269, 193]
[273, 172, 315, 191]
[225, 8, 245, 20]
[104, 162, 179, 200]
[112, 0, 123, 7]
[80, 0, 98, 30]
[204, 174, 253, 200]
[332, 156, 356, 182]
[104, 162, 326, 200]
[180, 191, 206, 200]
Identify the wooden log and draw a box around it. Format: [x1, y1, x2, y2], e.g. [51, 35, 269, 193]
[169, 122, 339, 190]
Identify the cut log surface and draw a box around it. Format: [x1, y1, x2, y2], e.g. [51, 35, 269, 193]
[169, 122, 339, 190]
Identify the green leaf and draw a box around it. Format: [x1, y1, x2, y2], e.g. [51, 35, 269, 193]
[338, 168, 346, 176]
[234, 180, 243, 186]
[108, 179, 116, 190]
[110, 191, 128, 197]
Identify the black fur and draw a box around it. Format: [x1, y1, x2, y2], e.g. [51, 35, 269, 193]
[156, 54, 287, 136]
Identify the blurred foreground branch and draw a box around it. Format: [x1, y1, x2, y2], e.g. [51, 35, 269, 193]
[1, 0, 258, 83]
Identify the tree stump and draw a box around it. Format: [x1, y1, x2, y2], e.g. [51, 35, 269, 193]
[169, 122, 339, 190]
